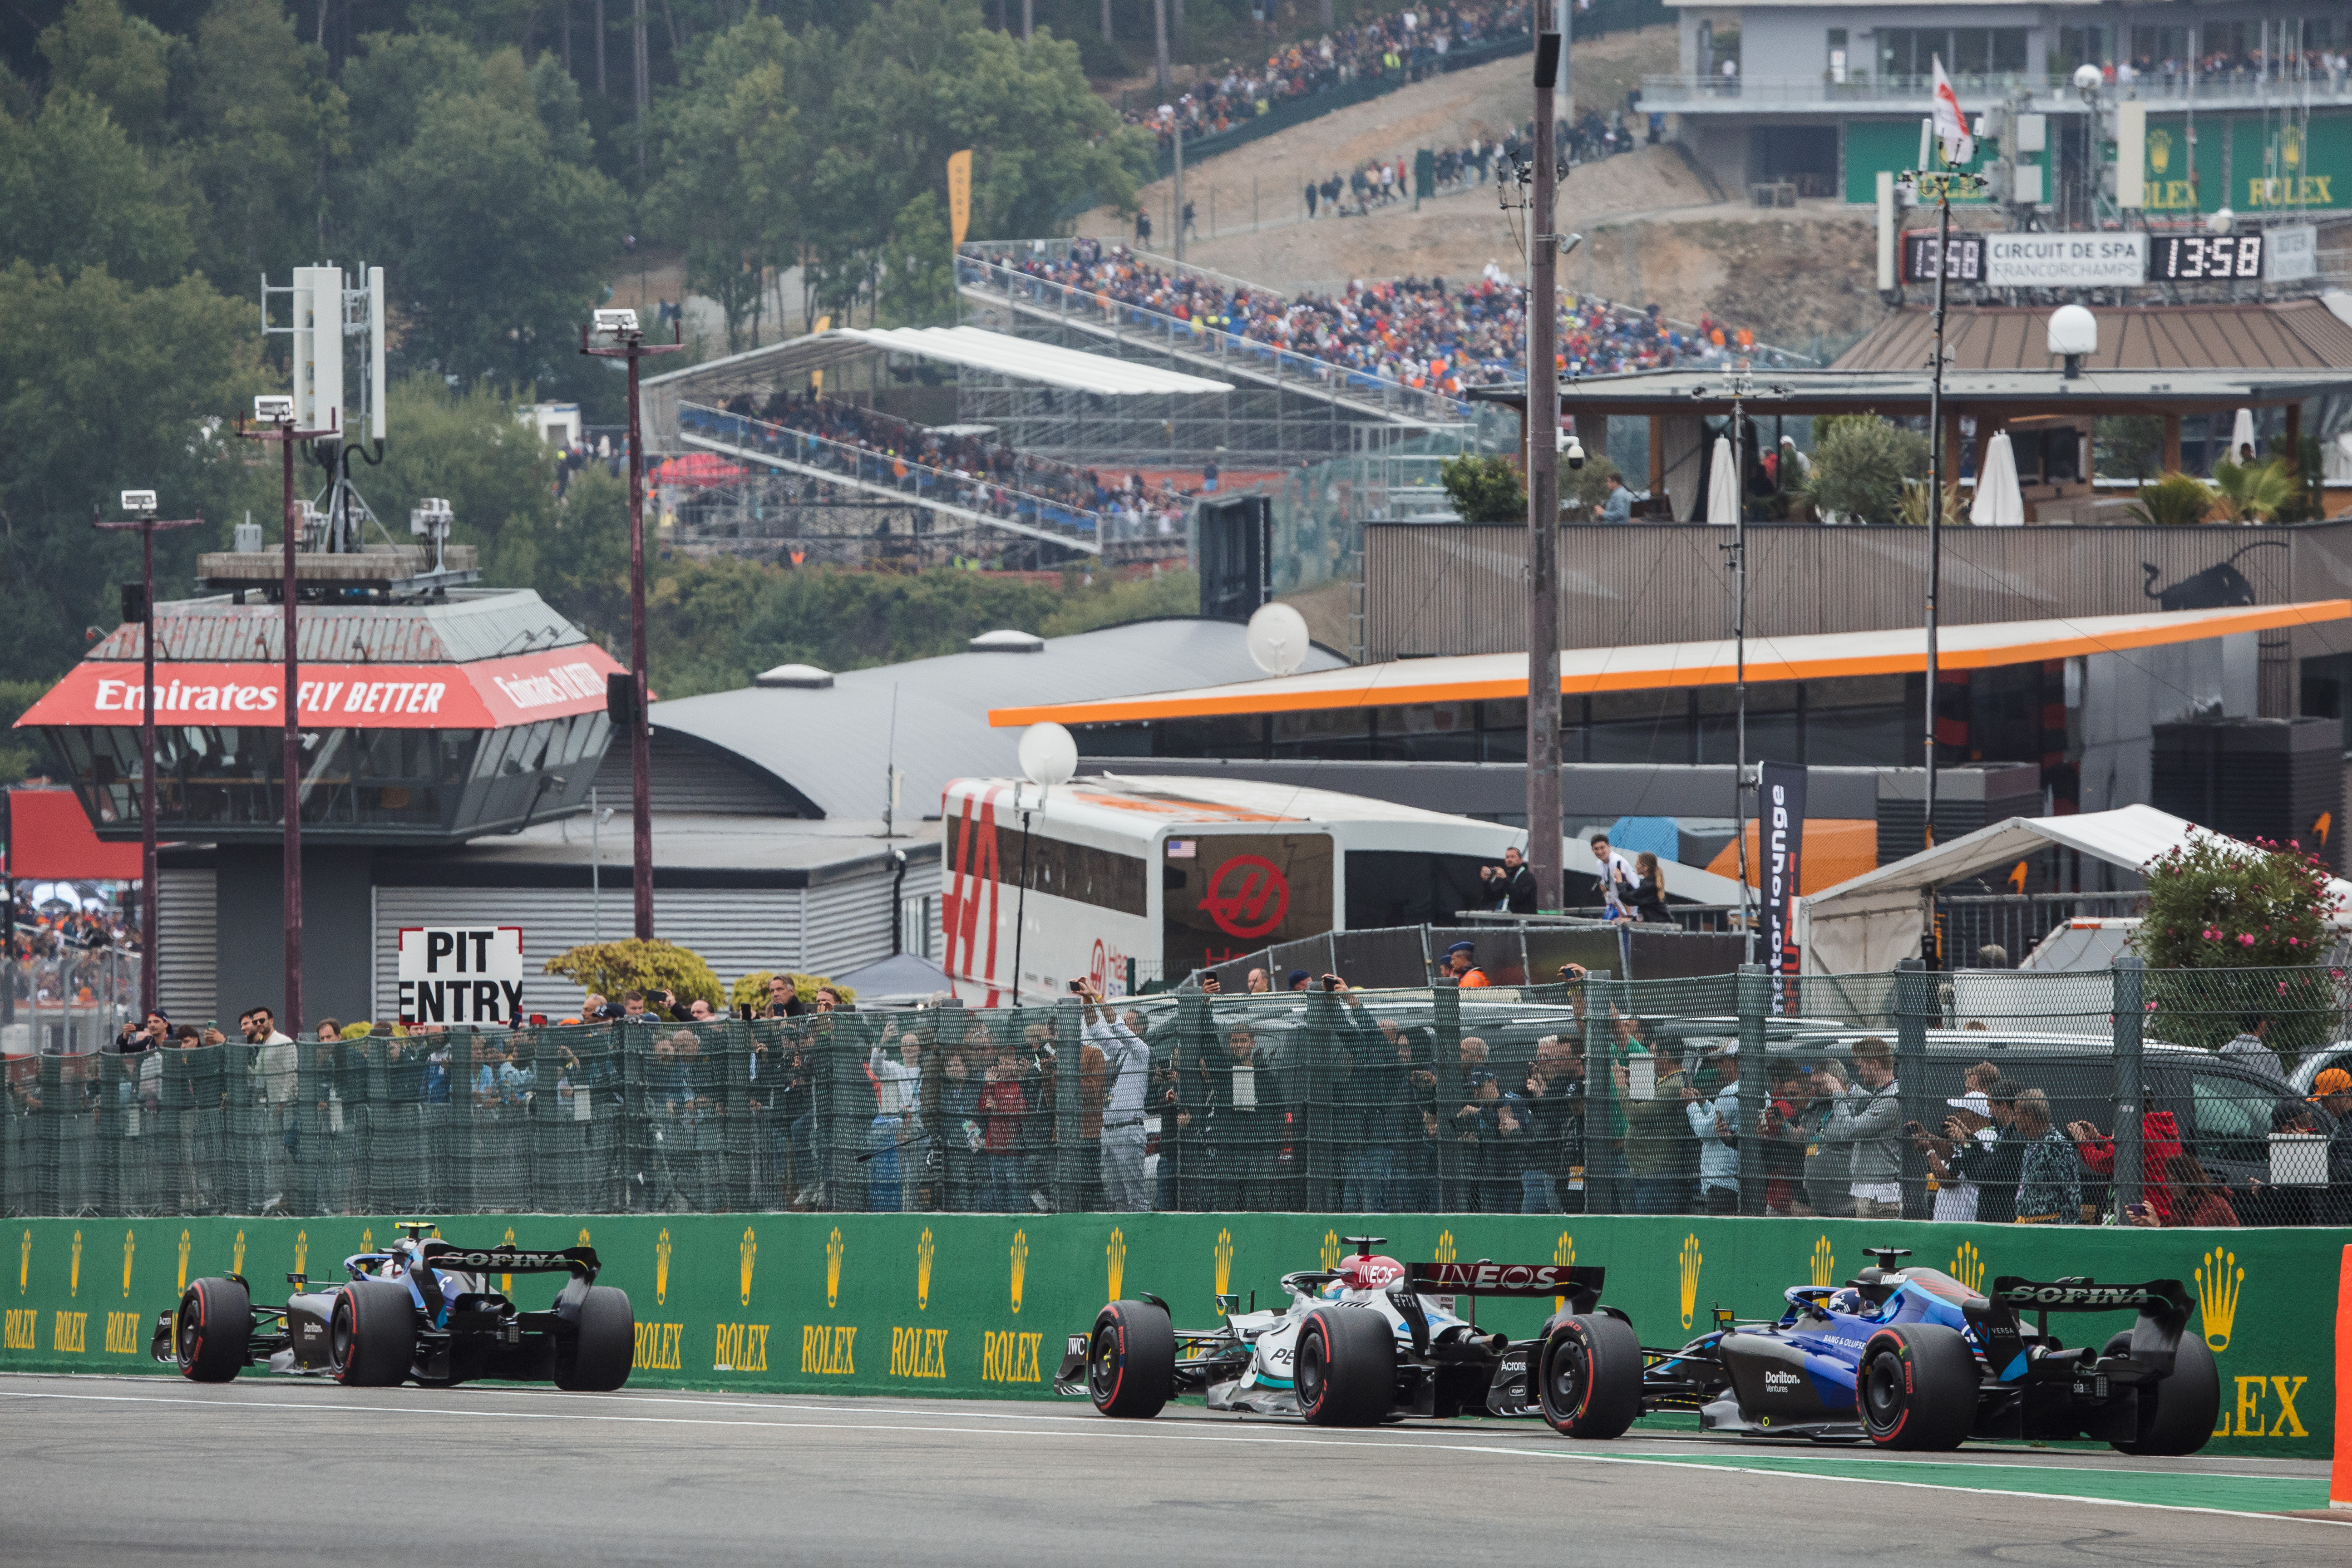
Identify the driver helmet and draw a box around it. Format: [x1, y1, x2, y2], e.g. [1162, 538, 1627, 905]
[1824, 1287, 1864, 1317]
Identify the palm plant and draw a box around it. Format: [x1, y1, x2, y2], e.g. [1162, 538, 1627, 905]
[2212, 457, 2297, 523]
[2125, 472, 2219, 527]
[1895, 478, 1965, 528]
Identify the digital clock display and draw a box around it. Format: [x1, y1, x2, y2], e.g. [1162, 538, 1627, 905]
[2147, 233, 2264, 281]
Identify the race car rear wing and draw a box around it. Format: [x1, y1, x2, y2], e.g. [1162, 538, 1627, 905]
[1406, 1261, 1606, 1313]
[419, 1243, 601, 1283]
[1973, 1275, 2193, 1377]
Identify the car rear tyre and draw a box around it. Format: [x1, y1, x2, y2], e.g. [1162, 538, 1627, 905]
[2103, 1330, 2219, 1457]
[1297, 1306, 1395, 1428]
[1089, 1299, 1176, 1419]
[554, 1286, 636, 1393]
[175, 1277, 250, 1384]
[331, 1279, 418, 1388]
[1859, 1323, 1977, 1451]
[1538, 1313, 1643, 1439]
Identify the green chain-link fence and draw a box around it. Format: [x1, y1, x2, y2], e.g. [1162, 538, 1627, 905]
[6, 964, 2349, 1224]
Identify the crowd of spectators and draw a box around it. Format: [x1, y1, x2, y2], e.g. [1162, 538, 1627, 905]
[693, 390, 1187, 541]
[989, 240, 1765, 397]
[7, 894, 141, 1015]
[2108, 44, 2351, 90]
[1135, 2, 1532, 148]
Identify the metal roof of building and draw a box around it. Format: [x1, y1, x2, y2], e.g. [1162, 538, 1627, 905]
[1470, 364, 2350, 418]
[988, 601, 2351, 726]
[647, 617, 1348, 822]
[86, 588, 589, 666]
[1834, 296, 2352, 376]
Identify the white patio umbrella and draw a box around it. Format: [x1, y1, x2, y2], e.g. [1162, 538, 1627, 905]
[1705, 433, 1739, 525]
[1968, 429, 2026, 527]
[2228, 407, 2258, 466]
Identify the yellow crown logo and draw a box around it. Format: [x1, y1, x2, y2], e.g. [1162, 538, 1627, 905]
[1679, 1234, 1704, 1330]
[578, 1228, 592, 1250]
[1552, 1232, 1575, 1311]
[177, 1230, 191, 1294]
[825, 1228, 844, 1309]
[1107, 1228, 1126, 1303]
[1948, 1241, 1984, 1293]
[498, 1226, 517, 1294]
[917, 1228, 935, 1311]
[121, 1230, 136, 1297]
[360, 1228, 373, 1255]
[1810, 1236, 1835, 1288]
[1321, 1229, 1341, 1271]
[1010, 1229, 1029, 1315]
[1213, 1228, 1234, 1302]
[2149, 128, 2172, 174]
[70, 1229, 82, 1297]
[2195, 1247, 2242, 1353]
[656, 1228, 673, 1306]
[232, 1230, 246, 1277]
[293, 1230, 307, 1281]
[740, 1227, 758, 1307]
[2282, 126, 2303, 170]
[18, 1229, 29, 1294]
[1435, 1230, 1457, 1265]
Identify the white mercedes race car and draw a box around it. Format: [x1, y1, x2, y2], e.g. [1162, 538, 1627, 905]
[1056, 1237, 1642, 1430]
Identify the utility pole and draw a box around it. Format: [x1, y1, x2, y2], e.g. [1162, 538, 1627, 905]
[1173, 117, 1186, 263]
[633, 0, 648, 173]
[92, 492, 201, 1022]
[237, 399, 337, 1033]
[580, 309, 683, 940]
[1524, 21, 1564, 911]
[595, 0, 606, 94]
[1154, 0, 1170, 93]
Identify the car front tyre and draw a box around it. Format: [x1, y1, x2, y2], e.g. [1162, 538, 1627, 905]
[1297, 1306, 1395, 1428]
[1089, 1299, 1175, 1418]
[175, 1277, 251, 1384]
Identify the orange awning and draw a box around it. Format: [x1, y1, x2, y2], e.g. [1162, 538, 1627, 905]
[990, 602, 2351, 727]
[5, 789, 142, 881]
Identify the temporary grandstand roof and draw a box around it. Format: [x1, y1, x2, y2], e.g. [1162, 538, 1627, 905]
[1470, 364, 2351, 419]
[988, 602, 2351, 727]
[642, 324, 1231, 428]
[1797, 804, 2352, 974]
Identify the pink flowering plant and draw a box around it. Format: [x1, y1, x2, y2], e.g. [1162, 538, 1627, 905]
[2136, 834, 2344, 1053]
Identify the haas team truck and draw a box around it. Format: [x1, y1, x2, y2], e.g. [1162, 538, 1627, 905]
[940, 774, 1523, 1001]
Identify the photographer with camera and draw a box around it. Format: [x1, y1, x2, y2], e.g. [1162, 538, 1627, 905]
[1077, 981, 1153, 1211]
[1478, 845, 1538, 914]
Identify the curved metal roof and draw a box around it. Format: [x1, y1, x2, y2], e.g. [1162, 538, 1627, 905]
[646, 617, 1348, 822]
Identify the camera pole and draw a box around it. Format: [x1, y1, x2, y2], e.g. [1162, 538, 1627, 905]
[93, 498, 202, 1021]
[580, 315, 684, 940]
[237, 408, 337, 1034]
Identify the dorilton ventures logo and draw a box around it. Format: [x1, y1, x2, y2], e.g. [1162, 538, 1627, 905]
[2197, 1247, 2242, 1353]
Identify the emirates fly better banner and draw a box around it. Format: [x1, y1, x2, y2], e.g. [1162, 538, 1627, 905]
[1759, 762, 1806, 1009]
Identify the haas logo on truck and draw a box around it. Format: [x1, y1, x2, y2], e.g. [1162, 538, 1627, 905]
[1200, 854, 1290, 939]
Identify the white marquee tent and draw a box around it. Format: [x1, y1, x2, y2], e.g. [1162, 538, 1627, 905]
[1797, 804, 2352, 973]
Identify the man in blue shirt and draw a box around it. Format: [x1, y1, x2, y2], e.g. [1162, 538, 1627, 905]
[1596, 472, 1634, 523]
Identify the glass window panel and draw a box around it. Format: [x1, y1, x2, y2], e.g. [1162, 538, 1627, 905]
[1378, 702, 1478, 761]
[1586, 690, 1688, 765]
[1272, 707, 1371, 760]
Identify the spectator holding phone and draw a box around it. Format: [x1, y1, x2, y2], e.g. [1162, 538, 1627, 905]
[1683, 1042, 1741, 1213]
[1815, 1038, 1902, 1219]
[1479, 845, 1538, 914]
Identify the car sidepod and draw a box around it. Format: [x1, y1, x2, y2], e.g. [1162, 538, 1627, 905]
[1714, 1331, 1857, 1428]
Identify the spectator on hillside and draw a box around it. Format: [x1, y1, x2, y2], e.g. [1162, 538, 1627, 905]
[2066, 1109, 2184, 1226]
[2011, 1088, 2081, 1224]
[764, 974, 806, 1017]
[1816, 1037, 1902, 1218]
[1685, 1042, 1741, 1213]
[1760, 1063, 1811, 1215]
[1762, 1058, 1853, 1218]
[1209, 1022, 1285, 1210]
[1917, 1090, 1997, 1222]
[1083, 990, 1153, 1211]
[979, 1037, 1031, 1210]
[1619, 1042, 1695, 1213]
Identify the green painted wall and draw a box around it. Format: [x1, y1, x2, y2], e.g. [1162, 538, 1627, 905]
[5, 1214, 2337, 1459]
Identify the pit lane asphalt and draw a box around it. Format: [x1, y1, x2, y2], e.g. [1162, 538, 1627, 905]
[0, 1373, 2339, 1566]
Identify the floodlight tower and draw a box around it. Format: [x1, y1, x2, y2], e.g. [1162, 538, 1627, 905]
[92, 490, 202, 1019]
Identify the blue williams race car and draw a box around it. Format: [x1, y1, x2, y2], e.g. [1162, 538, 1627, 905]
[1537, 1246, 2218, 1455]
[152, 1223, 634, 1392]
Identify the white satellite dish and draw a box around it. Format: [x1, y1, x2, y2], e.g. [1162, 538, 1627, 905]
[1245, 601, 1311, 676]
[1017, 722, 1078, 788]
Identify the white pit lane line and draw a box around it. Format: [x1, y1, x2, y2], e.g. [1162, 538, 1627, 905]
[0, 1382, 2338, 1525]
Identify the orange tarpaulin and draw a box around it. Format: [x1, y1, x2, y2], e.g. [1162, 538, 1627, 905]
[5, 789, 141, 882]
[1706, 819, 1879, 896]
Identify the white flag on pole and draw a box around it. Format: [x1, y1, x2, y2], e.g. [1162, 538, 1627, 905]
[1930, 57, 1976, 167]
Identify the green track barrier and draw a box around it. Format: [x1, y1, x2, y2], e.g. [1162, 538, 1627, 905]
[5, 1213, 2338, 1460]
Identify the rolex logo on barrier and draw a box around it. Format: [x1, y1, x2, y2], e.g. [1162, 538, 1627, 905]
[656, 1228, 673, 1307]
[1679, 1234, 1704, 1331]
[578, 1227, 593, 1251]
[1009, 1229, 1028, 1315]
[740, 1227, 758, 1307]
[826, 1228, 844, 1310]
[121, 1230, 135, 1297]
[499, 1227, 517, 1294]
[1949, 1241, 1984, 1294]
[1552, 1233, 1575, 1313]
[177, 1231, 191, 1295]
[1810, 1236, 1834, 1289]
[2196, 1247, 2242, 1353]
[360, 1228, 374, 1256]
[18, 1230, 29, 1294]
[1434, 1231, 1456, 1266]
[917, 1228, 935, 1311]
[1107, 1228, 1126, 1303]
[71, 1230, 82, 1297]
[232, 1230, 246, 1277]
[293, 1230, 307, 1281]
[1320, 1230, 1341, 1272]
[1213, 1229, 1234, 1304]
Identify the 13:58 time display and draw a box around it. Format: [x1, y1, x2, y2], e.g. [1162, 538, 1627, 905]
[2147, 233, 2264, 281]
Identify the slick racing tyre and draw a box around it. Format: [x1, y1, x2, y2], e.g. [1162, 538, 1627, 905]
[175, 1277, 251, 1384]
[1538, 1313, 1642, 1440]
[1859, 1323, 1977, 1451]
[2102, 1331, 2219, 1457]
[331, 1278, 418, 1388]
[1297, 1306, 1395, 1428]
[555, 1286, 636, 1393]
[1089, 1299, 1175, 1419]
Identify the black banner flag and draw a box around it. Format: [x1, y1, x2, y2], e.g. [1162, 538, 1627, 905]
[1759, 762, 1807, 1010]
